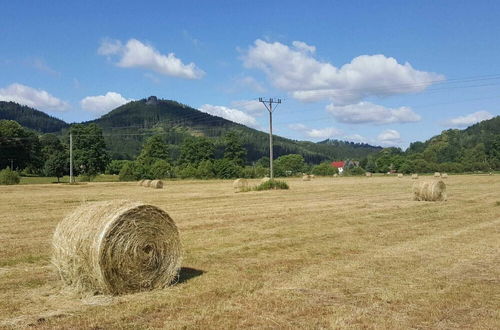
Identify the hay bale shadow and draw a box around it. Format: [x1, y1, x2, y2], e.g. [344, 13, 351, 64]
[176, 267, 204, 284]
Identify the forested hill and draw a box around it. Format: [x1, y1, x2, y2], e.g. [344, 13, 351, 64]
[86, 96, 382, 162]
[0, 101, 68, 133]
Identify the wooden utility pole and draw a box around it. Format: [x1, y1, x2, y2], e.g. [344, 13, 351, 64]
[259, 98, 281, 179]
[69, 132, 73, 183]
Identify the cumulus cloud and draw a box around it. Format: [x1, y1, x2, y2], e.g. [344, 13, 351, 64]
[444, 111, 494, 128]
[377, 129, 401, 146]
[326, 101, 421, 124]
[199, 104, 258, 127]
[343, 134, 370, 144]
[80, 92, 133, 114]
[288, 123, 342, 139]
[243, 39, 443, 105]
[98, 38, 204, 79]
[0, 83, 68, 111]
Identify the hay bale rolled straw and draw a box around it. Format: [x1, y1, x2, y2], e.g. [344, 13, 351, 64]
[434, 172, 441, 178]
[411, 174, 418, 179]
[52, 200, 182, 295]
[397, 173, 403, 178]
[261, 177, 270, 184]
[137, 179, 145, 186]
[302, 174, 311, 181]
[441, 173, 448, 179]
[142, 179, 152, 187]
[413, 180, 447, 201]
[150, 180, 163, 189]
[365, 172, 372, 177]
[233, 178, 248, 190]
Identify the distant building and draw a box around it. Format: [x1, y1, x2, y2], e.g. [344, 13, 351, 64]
[331, 161, 345, 174]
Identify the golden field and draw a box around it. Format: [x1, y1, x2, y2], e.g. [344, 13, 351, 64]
[0, 175, 499, 329]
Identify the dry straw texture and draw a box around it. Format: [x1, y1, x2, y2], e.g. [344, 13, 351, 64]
[302, 174, 311, 181]
[261, 177, 270, 184]
[411, 174, 418, 179]
[366, 172, 372, 177]
[142, 179, 152, 187]
[137, 179, 145, 186]
[150, 180, 163, 189]
[52, 200, 182, 295]
[441, 173, 448, 179]
[398, 173, 403, 178]
[413, 180, 447, 201]
[232, 178, 248, 190]
[434, 172, 441, 178]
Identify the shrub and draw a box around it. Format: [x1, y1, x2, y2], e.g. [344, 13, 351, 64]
[254, 179, 289, 191]
[119, 162, 146, 181]
[343, 167, 366, 176]
[0, 167, 20, 185]
[213, 159, 242, 179]
[106, 160, 130, 175]
[311, 162, 337, 176]
[150, 160, 172, 179]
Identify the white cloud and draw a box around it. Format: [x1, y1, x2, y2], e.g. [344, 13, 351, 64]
[288, 123, 342, 139]
[237, 76, 266, 93]
[230, 99, 265, 115]
[445, 111, 494, 128]
[243, 39, 443, 104]
[377, 129, 401, 146]
[80, 92, 133, 114]
[343, 134, 369, 144]
[199, 104, 258, 127]
[98, 38, 204, 79]
[326, 101, 421, 124]
[0, 83, 68, 111]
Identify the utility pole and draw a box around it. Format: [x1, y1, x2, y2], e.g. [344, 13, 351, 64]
[8, 159, 13, 170]
[259, 97, 281, 179]
[69, 132, 73, 183]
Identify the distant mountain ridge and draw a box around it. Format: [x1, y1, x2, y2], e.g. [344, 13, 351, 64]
[0, 101, 68, 133]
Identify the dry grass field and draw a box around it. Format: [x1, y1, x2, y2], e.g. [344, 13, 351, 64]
[0, 175, 499, 329]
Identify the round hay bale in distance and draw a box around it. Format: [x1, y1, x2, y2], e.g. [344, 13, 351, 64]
[142, 179, 152, 187]
[150, 180, 163, 189]
[441, 173, 448, 179]
[434, 172, 441, 178]
[137, 179, 145, 186]
[233, 178, 248, 190]
[397, 173, 403, 178]
[333, 174, 338, 177]
[302, 174, 311, 181]
[365, 172, 372, 177]
[52, 200, 182, 295]
[411, 174, 418, 179]
[413, 180, 447, 201]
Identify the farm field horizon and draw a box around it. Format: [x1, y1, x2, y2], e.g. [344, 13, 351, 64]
[1, 175, 499, 328]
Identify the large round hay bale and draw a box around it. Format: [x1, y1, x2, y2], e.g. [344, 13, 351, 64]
[365, 172, 372, 177]
[411, 174, 418, 179]
[397, 173, 403, 178]
[150, 180, 163, 189]
[310, 174, 315, 179]
[434, 172, 441, 178]
[52, 200, 182, 295]
[261, 177, 270, 184]
[233, 178, 248, 190]
[333, 174, 338, 178]
[413, 180, 447, 201]
[302, 174, 311, 181]
[441, 173, 448, 179]
[142, 179, 152, 187]
[137, 179, 145, 186]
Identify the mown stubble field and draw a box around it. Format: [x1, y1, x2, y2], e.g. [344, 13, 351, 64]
[0, 175, 499, 329]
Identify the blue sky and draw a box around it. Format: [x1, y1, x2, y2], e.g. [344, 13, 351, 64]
[1, 0, 499, 148]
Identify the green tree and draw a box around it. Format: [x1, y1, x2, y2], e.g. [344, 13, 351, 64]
[137, 135, 170, 166]
[44, 151, 68, 182]
[274, 154, 306, 177]
[71, 124, 110, 178]
[0, 167, 20, 185]
[150, 160, 172, 179]
[196, 160, 215, 179]
[179, 137, 215, 166]
[223, 131, 247, 166]
[213, 158, 242, 179]
[311, 162, 337, 176]
[105, 160, 129, 175]
[0, 120, 42, 171]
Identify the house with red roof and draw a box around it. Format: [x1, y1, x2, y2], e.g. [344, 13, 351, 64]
[331, 161, 345, 174]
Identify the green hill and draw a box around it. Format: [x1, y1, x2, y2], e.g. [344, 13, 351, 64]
[0, 101, 68, 133]
[86, 96, 382, 162]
